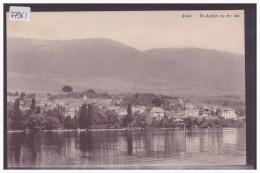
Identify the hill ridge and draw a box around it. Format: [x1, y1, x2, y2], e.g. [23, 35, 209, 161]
[7, 37, 245, 94]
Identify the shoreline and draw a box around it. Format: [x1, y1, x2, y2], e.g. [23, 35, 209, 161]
[7, 127, 245, 133]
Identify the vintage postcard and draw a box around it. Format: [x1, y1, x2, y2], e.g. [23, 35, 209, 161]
[4, 5, 255, 169]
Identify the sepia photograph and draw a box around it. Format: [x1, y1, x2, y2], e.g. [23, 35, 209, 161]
[4, 4, 256, 169]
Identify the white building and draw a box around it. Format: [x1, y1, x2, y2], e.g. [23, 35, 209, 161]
[108, 105, 118, 110]
[177, 99, 184, 105]
[55, 99, 65, 106]
[83, 94, 88, 102]
[150, 107, 165, 120]
[219, 108, 237, 119]
[35, 93, 48, 101]
[7, 96, 18, 103]
[115, 108, 127, 116]
[20, 106, 30, 112]
[181, 104, 199, 117]
[65, 107, 78, 118]
[132, 106, 146, 113]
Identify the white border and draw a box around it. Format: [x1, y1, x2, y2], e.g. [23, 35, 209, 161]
[0, 1, 258, 173]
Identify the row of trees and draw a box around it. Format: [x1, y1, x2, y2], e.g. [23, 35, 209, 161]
[7, 96, 245, 131]
[76, 103, 134, 130]
[7, 98, 135, 131]
[8, 98, 65, 130]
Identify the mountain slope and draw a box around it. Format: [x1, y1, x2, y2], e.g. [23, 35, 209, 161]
[144, 47, 245, 92]
[7, 37, 245, 94]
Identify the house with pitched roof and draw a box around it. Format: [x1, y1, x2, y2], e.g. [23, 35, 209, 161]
[218, 108, 237, 119]
[150, 107, 165, 120]
[181, 104, 199, 117]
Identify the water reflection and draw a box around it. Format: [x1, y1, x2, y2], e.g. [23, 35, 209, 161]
[126, 132, 133, 155]
[26, 132, 38, 165]
[79, 132, 93, 153]
[7, 128, 246, 168]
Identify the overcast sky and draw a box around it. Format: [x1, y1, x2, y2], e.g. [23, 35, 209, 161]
[7, 10, 244, 54]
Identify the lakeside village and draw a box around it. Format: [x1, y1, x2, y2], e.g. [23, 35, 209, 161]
[7, 87, 246, 131]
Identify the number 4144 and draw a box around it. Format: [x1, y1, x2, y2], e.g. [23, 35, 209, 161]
[182, 14, 192, 18]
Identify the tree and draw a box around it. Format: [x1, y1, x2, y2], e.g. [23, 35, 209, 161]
[31, 98, 36, 110]
[22, 96, 31, 106]
[135, 113, 145, 127]
[214, 118, 222, 128]
[101, 92, 109, 98]
[234, 119, 244, 127]
[95, 112, 107, 126]
[25, 114, 60, 130]
[199, 117, 207, 127]
[152, 98, 163, 107]
[185, 117, 194, 129]
[7, 118, 12, 130]
[216, 108, 221, 117]
[46, 106, 65, 125]
[210, 110, 216, 116]
[104, 110, 121, 128]
[87, 104, 93, 128]
[10, 98, 24, 129]
[143, 112, 153, 127]
[35, 106, 41, 114]
[161, 117, 168, 127]
[200, 122, 210, 128]
[25, 114, 47, 131]
[86, 89, 97, 98]
[151, 118, 160, 127]
[223, 101, 229, 107]
[127, 103, 133, 126]
[105, 110, 118, 124]
[74, 109, 79, 126]
[23, 109, 35, 119]
[64, 116, 77, 129]
[62, 85, 73, 93]
[79, 103, 88, 129]
[193, 117, 200, 126]
[20, 92, 26, 101]
[44, 116, 61, 130]
[236, 108, 246, 117]
[168, 118, 175, 128]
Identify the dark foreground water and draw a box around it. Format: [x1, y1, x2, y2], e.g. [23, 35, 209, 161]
[7, 128, 246, 168]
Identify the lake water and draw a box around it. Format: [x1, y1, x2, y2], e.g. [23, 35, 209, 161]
[7, 128, 246, 168]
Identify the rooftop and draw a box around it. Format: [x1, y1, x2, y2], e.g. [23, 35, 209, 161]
[150, 107, 164, 113]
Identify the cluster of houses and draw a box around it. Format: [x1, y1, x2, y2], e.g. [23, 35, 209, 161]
[7, 93, 239, 120]
[150, 103, 238, 120]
